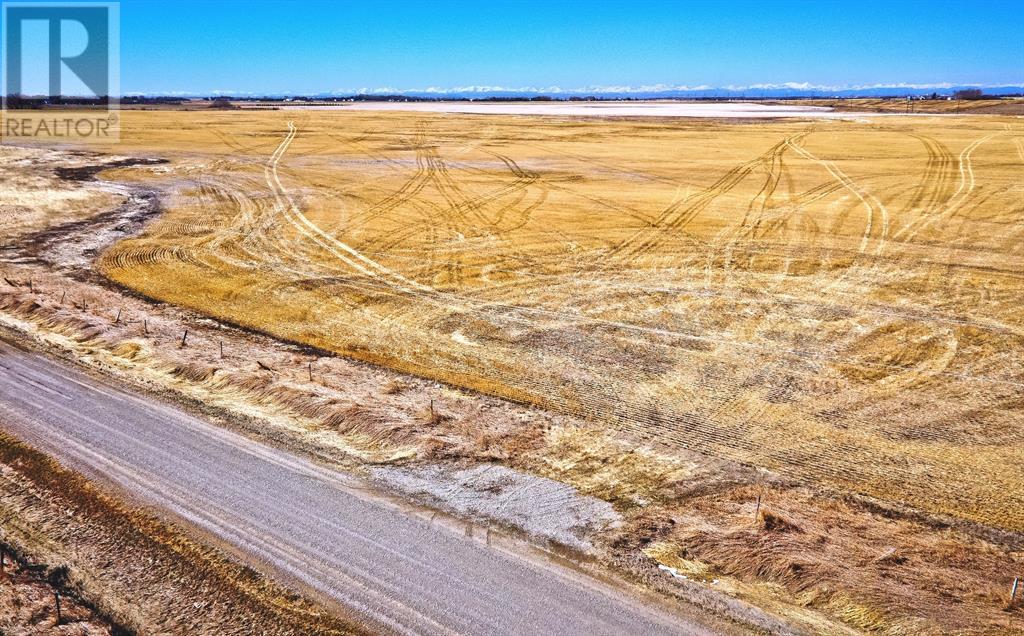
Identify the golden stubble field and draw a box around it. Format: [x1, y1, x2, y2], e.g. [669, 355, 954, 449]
[90, 109, 1024, 532]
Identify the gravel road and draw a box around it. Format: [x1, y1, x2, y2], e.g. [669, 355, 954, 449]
[0, 340, 720, 635]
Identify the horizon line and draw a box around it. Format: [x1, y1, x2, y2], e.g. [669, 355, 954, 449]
[119, 81, 1024, 98]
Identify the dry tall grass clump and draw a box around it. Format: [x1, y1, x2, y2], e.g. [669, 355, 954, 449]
[640, 483, 1024, 634]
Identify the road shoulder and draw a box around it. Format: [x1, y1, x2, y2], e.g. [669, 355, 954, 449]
[0, 427, 369, 635]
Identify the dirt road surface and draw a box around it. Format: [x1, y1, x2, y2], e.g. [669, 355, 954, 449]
[0, 339, 721, 636]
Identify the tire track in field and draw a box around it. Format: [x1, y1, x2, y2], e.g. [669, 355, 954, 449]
[713, 133, 819, 279]
[94, 120, 1024, 534]
[256, 124, 1021, 338]
[475, 150, 547, 233]
[105, 125, 1024, 531]
[607, 134, 807, 265]
[885, 133, 955, 247]
[267, 122, 434, 295]
[901, 134, 995, 242]
[903, 133, 956, 219]
[257, 122, 1024, 390]
[786, 136, 890, 257]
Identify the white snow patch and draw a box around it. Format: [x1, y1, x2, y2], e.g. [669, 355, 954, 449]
[372, 463, 621, 551]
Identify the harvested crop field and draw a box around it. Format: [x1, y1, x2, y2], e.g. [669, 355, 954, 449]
[26, 108, 1023, 534]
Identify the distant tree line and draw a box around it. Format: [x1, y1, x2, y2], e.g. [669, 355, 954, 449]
[3, 95, 188, 108]
[953, 89, 986, 100]
[208, 98, 238, 109]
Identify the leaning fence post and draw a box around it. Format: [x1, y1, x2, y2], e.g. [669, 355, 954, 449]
[1012, 577, 1020, 605]
[180, 329, 188, 347]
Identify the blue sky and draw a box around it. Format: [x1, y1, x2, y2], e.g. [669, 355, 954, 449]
[113, 0, 1022, 94]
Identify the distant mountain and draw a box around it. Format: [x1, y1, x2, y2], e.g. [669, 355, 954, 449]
[123, 84, 1024, 101]
[363, 84, 1024, 100]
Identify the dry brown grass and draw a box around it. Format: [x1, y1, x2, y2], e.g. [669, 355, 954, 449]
[3, 108, 1024, 633]
[81, 109, 1024, 533]
[2, 251, 1021, 633]
[0, 550, 116, 634]
[634, 479, 1024, 634]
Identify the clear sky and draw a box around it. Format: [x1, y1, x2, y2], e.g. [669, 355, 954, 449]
[112, 0, 1022, 94]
